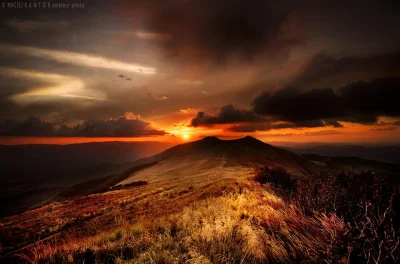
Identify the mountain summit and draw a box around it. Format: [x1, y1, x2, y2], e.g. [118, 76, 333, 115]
[117, 136, 314, 189]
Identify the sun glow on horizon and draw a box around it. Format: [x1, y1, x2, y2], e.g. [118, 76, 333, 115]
[182, 132, 190, 140]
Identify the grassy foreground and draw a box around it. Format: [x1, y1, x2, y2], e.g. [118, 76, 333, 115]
[4, 167, 399, 263]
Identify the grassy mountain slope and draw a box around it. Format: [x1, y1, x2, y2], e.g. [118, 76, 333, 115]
[1, 136, 399, 263]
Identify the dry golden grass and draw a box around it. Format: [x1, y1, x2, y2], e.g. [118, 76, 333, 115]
[8, 180, 349, 263]
[119, 155, 254, 189]
[2, 156, 397, 263]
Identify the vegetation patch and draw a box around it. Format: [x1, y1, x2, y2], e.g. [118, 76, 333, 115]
[253, 166, 297, 190]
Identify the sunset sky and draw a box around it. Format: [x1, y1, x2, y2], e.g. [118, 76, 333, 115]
[0, 0, 400, 145]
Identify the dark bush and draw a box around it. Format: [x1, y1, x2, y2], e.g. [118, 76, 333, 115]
[280, 171, 400, 264]
[253, 166, 297, 190]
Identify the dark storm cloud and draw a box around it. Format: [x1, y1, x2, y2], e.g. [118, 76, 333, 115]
[190, 104, 264, 127]
[191, 77, 400, 132]
[0, 0, 115, 51]
[253, 88, 344, 122]
[290, 52, 400, 89]
[0, 117, 54, 136]
[124, 0, 301, 62]
[324, 120, 343, 128]
[298, 1, 400, 56]
[0, 115, 166, 137]
[226, 123, 271, 133]
[59, 116, 167, 137]
[226, 120, 335, 133]
[340, 77, 400, 118]
[253, 76, 400, 124]
[228, 50, 400, 106]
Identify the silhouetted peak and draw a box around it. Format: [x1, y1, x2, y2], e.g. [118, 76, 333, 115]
[184, 136, 222, 149]
[200, 136, 221, 142]
[238, 135, 263, 143]
[243, 135, 257, 140]
[197, 135, 265, 146]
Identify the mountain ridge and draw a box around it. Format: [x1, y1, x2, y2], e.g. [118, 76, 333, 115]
[116, 136, 316, 190]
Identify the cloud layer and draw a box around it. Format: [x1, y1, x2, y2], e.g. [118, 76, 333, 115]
[191, 104, 264, 127]
[2, 45, 156, 75]
[123, 0, 301, 63]
[0, 113, 166, 137]
[191, 77, 400, 132]
[1, 1, 400, 142]
[253, 77, 400, 124]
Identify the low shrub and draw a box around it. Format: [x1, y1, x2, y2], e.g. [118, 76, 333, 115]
[278, 171, 400, 264]
[253, 166, 297, 190]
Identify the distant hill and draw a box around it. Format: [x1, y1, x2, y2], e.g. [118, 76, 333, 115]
[302, 154, 400, 174]
[285, 144, 400, 164]
[0, 141, 172, 192]
[0, 141, 172, 217]
[0, 141, 173, 171]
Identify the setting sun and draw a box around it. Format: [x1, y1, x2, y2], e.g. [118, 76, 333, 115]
[182, 133, 190, 140]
